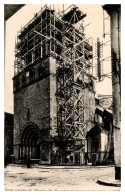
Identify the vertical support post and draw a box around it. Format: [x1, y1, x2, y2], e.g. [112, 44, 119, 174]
[82, 37, 85, 75]
[14, 36, 16, 75]
[53, 4, 55, 54]
[45, 6, 47, 55]
[73, 10, 76, 136]
[73, 11, 75, 81]
[103, 9, 105, 38]
[16, 33, 19, 74]
[41, 7, 43, 58]
[88, 39, 90, 75]
[32, 14, 35, 63]
[97, 38, 102, 81]
[91, 38, 94, 76]
[50, 5, 51, 54]
[18, 145, 20, 160]
[21, 146, 23, 160]
[26, 26, 28, 66]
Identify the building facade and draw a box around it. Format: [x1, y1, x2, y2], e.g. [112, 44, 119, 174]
[103, 4, 121, 179]
[86, 98, 113, 166]
[13, 5, 95, 165]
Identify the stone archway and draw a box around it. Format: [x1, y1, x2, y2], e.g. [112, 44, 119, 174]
[20, 123, 41, 160]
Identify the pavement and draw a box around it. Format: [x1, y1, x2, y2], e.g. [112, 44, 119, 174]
[4, 164, 121, 191]
[97, 179, 121, 187]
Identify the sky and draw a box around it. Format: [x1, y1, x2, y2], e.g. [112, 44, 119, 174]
[4, 4, 112, 114]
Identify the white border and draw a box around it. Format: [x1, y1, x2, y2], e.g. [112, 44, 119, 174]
[1, 0, 125, 194]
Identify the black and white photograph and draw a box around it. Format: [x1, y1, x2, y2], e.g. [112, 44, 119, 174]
[2, 0, 124, 191]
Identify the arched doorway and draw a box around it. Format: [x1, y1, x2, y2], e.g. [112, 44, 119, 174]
[20, 123, 41, 160]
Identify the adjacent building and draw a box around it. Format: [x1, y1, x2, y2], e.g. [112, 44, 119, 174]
[86, 99, 113, 165]
[4, 112, 14, 163]
[103, 4, 121, 179]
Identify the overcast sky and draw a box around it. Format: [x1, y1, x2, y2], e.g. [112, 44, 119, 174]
[4, 4, 112, 114]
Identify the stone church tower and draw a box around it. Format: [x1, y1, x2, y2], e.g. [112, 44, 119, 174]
[13, 5, 95, 165]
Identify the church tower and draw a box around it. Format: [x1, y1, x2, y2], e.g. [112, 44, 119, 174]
[13, 5, 95, 165]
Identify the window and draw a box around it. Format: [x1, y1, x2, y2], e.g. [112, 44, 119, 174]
[30, 68, 35, 81]
[39, 66, 45, 77]
[26, 71, 29, 77]
[27, 52, 32, 64]
[98, 115, 102, 123]
[101, 133, 108, 151]
[15, 78, 20, 90]
[27, 108, 30, 119]
[22, 74, 26, 86]
[35, 47, 41, 59]
[95, 114, 102, 123]
[28, 31, 34, 40]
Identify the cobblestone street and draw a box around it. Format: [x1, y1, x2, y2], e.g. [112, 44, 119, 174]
[4, 165, 120, 191]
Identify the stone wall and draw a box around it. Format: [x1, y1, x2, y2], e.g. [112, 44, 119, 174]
[14, 59, 51, 160]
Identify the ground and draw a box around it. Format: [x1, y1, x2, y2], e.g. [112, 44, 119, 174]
[4, 164, 120, 191]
